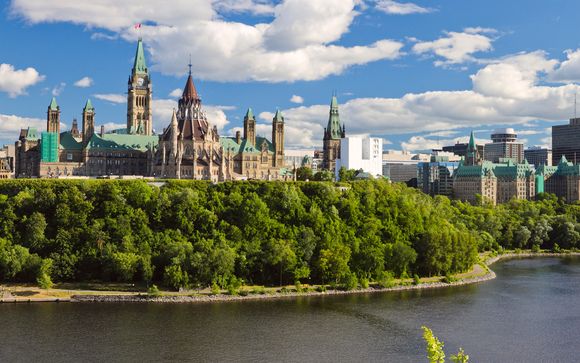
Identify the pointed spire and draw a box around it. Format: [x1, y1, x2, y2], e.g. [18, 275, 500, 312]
[170, 109, 178, 126]
[560, 155, 568, 165]
[84, 99, 94, 111]
[468, 130, 476, 150]
[274, 109, 284, 122]
[245, 108, 255, 120]
[49, 97, 58, 111]
[182, 73, 199, 100]
[327, 95, 341, 139]
[132, 39, 148, 75]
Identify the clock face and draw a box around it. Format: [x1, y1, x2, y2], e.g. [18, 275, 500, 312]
[137, 77, 144, 86]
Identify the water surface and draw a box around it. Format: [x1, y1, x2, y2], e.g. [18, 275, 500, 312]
[1, 257, 579, 362]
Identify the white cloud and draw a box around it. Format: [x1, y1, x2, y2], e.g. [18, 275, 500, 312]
[401, 135, 491, 152]
[52, 82, 66, 96]
[74, 76, 93, 88]
[0, 63, 45, 97]
[0, 114, 44, 140]
[375, 0, 432, 15]
[548, 49, 580, 83]
[212, 0, 275, 15]
[412, 28, 496, 66]
[267, 52, 579, 148]
[11, 0, 403, 82]
[169, 88, 182, 98]
[94, 93, 126, 104]
[100, 122, 126, 132]
[290, 94, 304, 104]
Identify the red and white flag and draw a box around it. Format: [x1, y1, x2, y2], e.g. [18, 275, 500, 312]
[134, 23, 141, 29]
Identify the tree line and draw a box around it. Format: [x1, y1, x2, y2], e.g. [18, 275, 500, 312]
[0, 179, 578, 290]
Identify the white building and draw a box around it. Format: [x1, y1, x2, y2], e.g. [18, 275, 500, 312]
[336, 136, 383, 179]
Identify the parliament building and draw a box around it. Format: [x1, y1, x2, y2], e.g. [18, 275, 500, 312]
[15, 40, 291, 181]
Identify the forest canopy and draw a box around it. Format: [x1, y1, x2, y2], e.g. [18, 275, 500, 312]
[0, 179, 577, 290]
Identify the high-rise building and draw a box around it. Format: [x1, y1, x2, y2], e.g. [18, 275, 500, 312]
[335, 137, 383, 180]
[418, 155, 459, 197]
[524, 147, 552, 167]
[552, 118, 580, 165]
[484, 128, 524, 163]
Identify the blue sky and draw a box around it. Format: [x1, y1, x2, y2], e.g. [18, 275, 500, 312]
[2, 0, 580, 151]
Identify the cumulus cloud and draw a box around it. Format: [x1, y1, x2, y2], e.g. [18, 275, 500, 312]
[290, 94, 304, 104]
[0, 63, 45, 97]
[74, 76, 93, 88]
[168, 88, 182, 98]
[94, 93, 126, 104]
[375, 0, 433, 15]
[10, 0, 403, 82]
[548, 49, 580, 83]
[412, 28, 496, 66]
[269, 52, 579, 148]
[152, 99, 230, 133]
[212, 0, 275, 15]
[0, 113, 44, 140]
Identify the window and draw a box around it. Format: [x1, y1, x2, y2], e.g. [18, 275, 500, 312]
[67, 153, 73, 161]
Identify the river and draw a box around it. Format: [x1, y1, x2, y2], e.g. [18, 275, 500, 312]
[1, 257, 580, 362]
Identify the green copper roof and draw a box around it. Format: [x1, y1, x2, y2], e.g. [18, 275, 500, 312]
[468, 130, 476, 150]
[245, 108, 255, 120]
[59, 131, 83, 150]
[327, 95, 342, 139]
[220, 136, 274, 154]
[49, 97, 58, 111]
[274, 109, 284, 122]
[84, 99, 94, 111]
[454, 161, 496, 177]
[85, 133, 157, 151]
[25, 127, 39, 141]
[132, 39, 148, 75]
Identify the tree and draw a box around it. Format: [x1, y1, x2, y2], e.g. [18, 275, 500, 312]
[313, 170, 334, 181]
[318, 244, 351, 285]
[338, 167, 358, 182]
[422, 326, 470, 363]
[296, 166, 313, 181]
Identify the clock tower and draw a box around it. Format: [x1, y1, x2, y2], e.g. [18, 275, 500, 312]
[127, 39, 152, 135]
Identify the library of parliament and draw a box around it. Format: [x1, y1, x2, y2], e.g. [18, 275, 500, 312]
[14, 40, 294, 181]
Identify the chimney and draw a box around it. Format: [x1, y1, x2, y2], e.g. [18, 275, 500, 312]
[236, 130, 241, 144]
[100, 125, 105, 137]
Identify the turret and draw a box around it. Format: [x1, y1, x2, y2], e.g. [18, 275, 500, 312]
[82, 99, 95, 143]
[465, 131, 481, 166]
[272, 109, 285, 167]
[243, 108, 256, 146]
[47, 97, 61, 143]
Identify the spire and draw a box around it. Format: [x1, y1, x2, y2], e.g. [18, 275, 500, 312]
[326, 95, 341, 139]
[170, 109, 178, 127]
[274, 109, 284, 122]
[49, 97, 58, 111]
[132, 39, 148, 75]
[84, 99, 94, 111]
[245, 108, 255, 120]
[182, 73, 199, 100]
[468, 130, 476, 150]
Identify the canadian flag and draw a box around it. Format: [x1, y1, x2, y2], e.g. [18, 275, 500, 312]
[134, 23, 141, 29]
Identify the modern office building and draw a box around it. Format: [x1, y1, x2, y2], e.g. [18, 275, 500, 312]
[524, 147, 552, 167]
[335, 136, 383, 180]
[484, 128, 524, 163]
[552, 118, 580, 166]
[417, 155, 460, 197]
[381, 150, 429, 185]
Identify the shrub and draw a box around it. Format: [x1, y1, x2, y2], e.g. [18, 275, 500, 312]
[147, 284, 161, 297]
[251, 286, 266, 295]
[210, 281, 221, 295]
[342, 272, 358, 291]
[442, 274, 457, 284]
[359, 277, 370, 289]
[36, 259, 53, 289]
[226, 277, 242, 296]
[294, 281, 304, 293]
[315, 285, 326, 293]
[552, 243, 561, 253]
[413, 274, 421, 286]
[377, 271, 396, 288]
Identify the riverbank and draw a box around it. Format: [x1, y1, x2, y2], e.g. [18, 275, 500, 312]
[2, 251, 579, 304]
